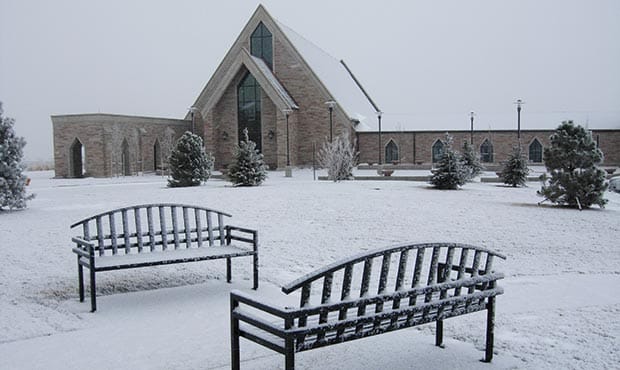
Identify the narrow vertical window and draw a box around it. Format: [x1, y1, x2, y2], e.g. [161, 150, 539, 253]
[238, 73, 262, 152]
[480, 139, 494, 163]
[250, 22, 273, 69]
[432, 140, 444, 163]
[529, 138, 542, 163]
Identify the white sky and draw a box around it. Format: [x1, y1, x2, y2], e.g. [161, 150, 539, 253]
[1, 0, 619, 161]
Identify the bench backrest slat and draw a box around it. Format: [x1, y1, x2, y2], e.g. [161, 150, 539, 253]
[218, 213, 225, 245]
[374, 252, 392, 315]
[183, 207, 191, 248]
[159, 206, 167, 250]
[206, 211, 214, 246]
[408, 247, 425, 307]
[134, 207, 144, 252]
[109, 213, 118, 255]
[147, 206, 156, 251]
[171, 206, 180, 250]
[121, 209, 131, 254]
[195, 209, 203, 247]
[96, 216, 105, 256]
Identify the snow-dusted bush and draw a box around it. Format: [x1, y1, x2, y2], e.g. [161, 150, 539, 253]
[538, 121, 607, 209]
[227, 128, 267, 186]
[1, 103, 35, 210]
[318, 132, 358, 182]
[430, 134, 467, 190]
[167, 131, 213, 188]
[462, 140, 483, 181]
[501, 145, 530, 187]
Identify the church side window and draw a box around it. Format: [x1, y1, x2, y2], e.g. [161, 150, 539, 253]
[432, 140, 444, 163]
[480, 139, 494, 163]
[385, 140, 399, 163]
[251, 22, 273, 69]
[529, 138, 543, 163]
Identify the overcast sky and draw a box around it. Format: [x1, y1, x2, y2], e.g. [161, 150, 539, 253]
[1, 0, 619, 161]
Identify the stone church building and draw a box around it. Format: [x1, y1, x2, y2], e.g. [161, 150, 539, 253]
[52, 5, 619, 178]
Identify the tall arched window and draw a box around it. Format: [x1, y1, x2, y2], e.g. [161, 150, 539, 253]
[529, 138, 543, 163]
[432, 140, 444, 163]
[121, 139, 131, 176]
[153, 139, 162, 171]
[251, 22, 273, 69]
[238, 73, 262, 152]
[385, 140, 399, 163]
[480, 139, 494, 163]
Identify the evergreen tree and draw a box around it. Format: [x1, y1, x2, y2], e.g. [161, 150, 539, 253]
[227, 128, 267, 186]
[501, 145, 530, 187]
[0, 103, 35, 210]
[167, 131, 213, 188]
[538, 121, 607, 209]
[430, 134, 468, 189]
[462, 140, 483, 181]
[317, 132, 358, 182]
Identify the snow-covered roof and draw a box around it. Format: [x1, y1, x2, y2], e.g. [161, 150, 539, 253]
[358, 111, 620, 132]
[247, 53, 298, 109]
[275, 20, 379, 129]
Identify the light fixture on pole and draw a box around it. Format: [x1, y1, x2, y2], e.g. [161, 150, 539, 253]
[514, 99, 524, 143]
[377, 111, 383, 165]
[188, 106, 198, 134]
[325, 101, 336, 142]
[469, 111, 475, 145]
[282, 108, 293, 177]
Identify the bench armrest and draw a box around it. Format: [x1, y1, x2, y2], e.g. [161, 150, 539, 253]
[72, 237, 95, 258]
[225, 225, 258, 252]
[230, 290, 291, 318]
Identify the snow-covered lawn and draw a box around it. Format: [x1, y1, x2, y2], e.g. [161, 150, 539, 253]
[1, 170, 618, 369]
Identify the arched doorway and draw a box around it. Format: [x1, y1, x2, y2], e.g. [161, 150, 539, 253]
[69, 138, 84, 178]
[153, 139, 162, 172]
[121, 139, 131, 176]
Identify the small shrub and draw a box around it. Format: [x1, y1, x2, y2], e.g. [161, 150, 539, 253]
[318, 132, 358, 182]
[501, 146, 530, 187]
[227, 128, 267, 186]
[167, 131, 213, 188]
[430, 134, 468, 189]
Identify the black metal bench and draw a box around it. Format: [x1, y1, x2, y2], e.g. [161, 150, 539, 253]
[230, 242, 505, 369]
[71, 203, 258, 312]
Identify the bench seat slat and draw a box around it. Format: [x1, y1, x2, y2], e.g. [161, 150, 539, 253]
[81, 244, 253, 270]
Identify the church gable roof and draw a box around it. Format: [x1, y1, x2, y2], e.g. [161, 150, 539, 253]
[191, 5, 379, 130]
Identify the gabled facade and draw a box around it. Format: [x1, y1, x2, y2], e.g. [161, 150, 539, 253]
[189, 5, 379, 169]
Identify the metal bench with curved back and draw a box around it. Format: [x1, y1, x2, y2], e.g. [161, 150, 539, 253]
[230, 242, 505, 369]
[71, 203, 258, 312]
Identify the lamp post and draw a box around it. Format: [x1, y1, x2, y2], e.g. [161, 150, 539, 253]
[377, 111, 383, 165]
[188, 106, 198, 134]
[514, 99, 524, 143]
[469, 111, 475, 145]
[283, 109, 293, 177]
[325, 101, 336, 142]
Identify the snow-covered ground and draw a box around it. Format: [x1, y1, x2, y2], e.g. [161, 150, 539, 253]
[1, 169, 618, 369]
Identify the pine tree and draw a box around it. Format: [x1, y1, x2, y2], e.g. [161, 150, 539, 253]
[462, 140, 483, 181]
[0, 103, 35, 210]
[430, 134, 468, 189]
[501, 145, 530, 187]
[538, 121, 607, 209]
[317, 132, 358, 182]
[227, 128, 267, 186]
[167, 131, 213, 188]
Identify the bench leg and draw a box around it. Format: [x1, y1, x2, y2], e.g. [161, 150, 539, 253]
[231, 300, 240, 370]
[89, 268, 97, 312]
[226, 257, 232, 283]
[285, 345, 294, 370]
[252, 253, 259, 290]
[77, 258, 84, 302]
[435, 320, 444, 347]
[484, 296, 496, 362]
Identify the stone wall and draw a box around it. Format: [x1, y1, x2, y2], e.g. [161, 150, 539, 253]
[52, 114, 190, 178]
